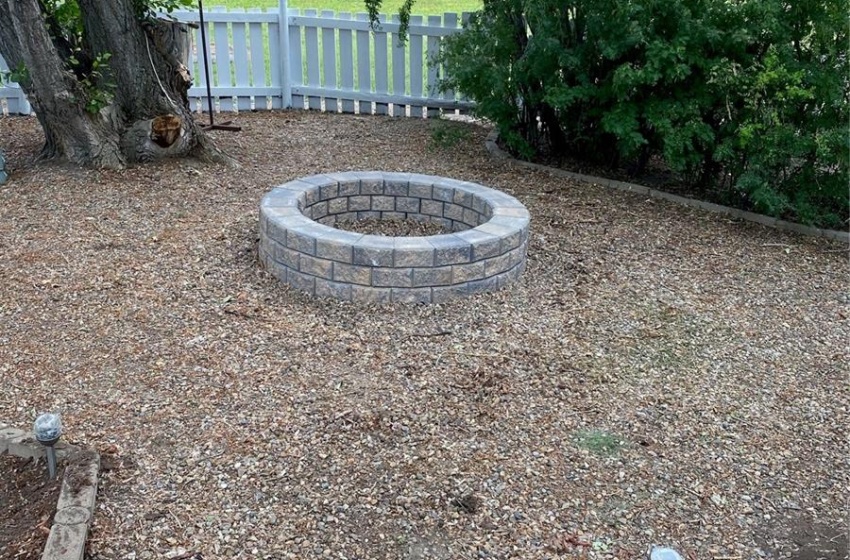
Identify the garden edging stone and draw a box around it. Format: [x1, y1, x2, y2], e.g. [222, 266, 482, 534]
[484, 131, 849, 243]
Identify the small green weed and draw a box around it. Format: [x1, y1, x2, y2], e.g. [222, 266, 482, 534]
[574, 429, 623, 456]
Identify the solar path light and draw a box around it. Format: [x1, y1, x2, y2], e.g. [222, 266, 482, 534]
[33, 413, 62, 479]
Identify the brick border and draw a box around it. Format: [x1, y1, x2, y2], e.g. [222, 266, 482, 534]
[485, 131, 849, 243]
[1, 421, 99, 560]
[259, 172, 531, 303]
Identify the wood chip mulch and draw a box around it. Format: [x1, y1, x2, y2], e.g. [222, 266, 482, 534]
[0, 111, 847, 560]
[335, 218, 449, 237]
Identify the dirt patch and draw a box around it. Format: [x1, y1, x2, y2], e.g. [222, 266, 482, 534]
[335, 218, 450, 236]
[757, 512, 848, 560]
[0, 454, 63, 560]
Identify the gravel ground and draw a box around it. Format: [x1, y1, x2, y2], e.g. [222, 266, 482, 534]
[0, 111, 847, 560]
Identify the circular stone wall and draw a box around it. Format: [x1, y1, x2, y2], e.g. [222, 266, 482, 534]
[258, 172, 530, 304]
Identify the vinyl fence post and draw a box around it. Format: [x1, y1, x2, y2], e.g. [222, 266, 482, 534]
[279, 0, 292, 108]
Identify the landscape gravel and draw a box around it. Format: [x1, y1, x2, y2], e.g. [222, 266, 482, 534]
[0, 111, 847, 560]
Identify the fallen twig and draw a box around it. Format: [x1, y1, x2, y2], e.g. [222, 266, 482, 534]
[407, 329, 453, 338]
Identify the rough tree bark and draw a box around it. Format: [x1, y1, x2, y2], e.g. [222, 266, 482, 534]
[0, 0, 230, 168]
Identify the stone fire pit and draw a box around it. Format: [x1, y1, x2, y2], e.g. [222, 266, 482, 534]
[258, 172, 530, 303]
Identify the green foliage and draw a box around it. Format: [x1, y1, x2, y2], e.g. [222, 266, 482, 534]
[77, 53, 115, 113]
[134, 0, 193, 19]
[364, 0, 416, 39]
[438, 0, 849, 228]
[0, 62, 29, 86]
[428, 120, 471, 150]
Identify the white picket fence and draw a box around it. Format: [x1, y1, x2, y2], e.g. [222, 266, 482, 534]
[0, 55, 31, 115]
[0, 2, 472, 117]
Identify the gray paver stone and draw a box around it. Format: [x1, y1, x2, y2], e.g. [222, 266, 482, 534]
[408, 183, 433, 199]
[373, 267, 414, 287]
[319, 183, 339, 200]
[484, 252, 513, 277]
[429, 235, 472, 266]
[392, 287, 432, 304]
[371, 196, 396, 211]
[431, 182, 455, 202]
[394, 239, 435, 267]
[299, 255, 334, 279]
[452, 261, 486, 283]
[315, 279, 353, 300]
[337, 181, 361, 197]
[348, 195, 372, 211]
[287, 270, 316, 295]
[412, 267, 453, 287]
[351, 285, 392, 303]
[328, 196, 348, 214]
[353, 236, 394, 267]
[421, 199, 443, 217]
[359, 172, 385, 194]
[356, 211, 382, 221]
[384, 174, 410, 196]
[395, 197, 421, 213]
[443, 203, 465, 222]
[274, 243, 301, 270]
[334, 263, 372, 285]
[319, 182, 339, 201]
[467, 275, 501, 294]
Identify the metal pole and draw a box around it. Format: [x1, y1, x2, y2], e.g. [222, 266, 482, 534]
[198, 0, 216, 126]
[46, 446, 57, 479]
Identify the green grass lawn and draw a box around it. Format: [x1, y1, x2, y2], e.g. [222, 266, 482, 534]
[207, 0, 482, 15]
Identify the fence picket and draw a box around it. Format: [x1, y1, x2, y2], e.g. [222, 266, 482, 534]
[409, 15, 424, 117]
[287, 8, 304, 109]
[212, 8, 233, 112]
[248, 9, 268, 109]
[355, 13, 371, 114]
[338, 12, 355, 114]
[426, 15, 441, 118]
[230, 9, 252, 110]
[391, 15, 407, 117]
[191, 23, 208, 112]
[0, 56, 30, 115]
[304, 9, 321, 110]
[441, 13, 457, 107]
[373, 15, 389, 115]
[268, 14, 283, 109]
[321, 10, 338, 113]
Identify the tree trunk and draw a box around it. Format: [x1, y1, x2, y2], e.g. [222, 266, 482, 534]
[0, 0, 230, 169]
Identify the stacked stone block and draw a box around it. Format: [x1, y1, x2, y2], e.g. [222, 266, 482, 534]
[259, 172, 530, 303]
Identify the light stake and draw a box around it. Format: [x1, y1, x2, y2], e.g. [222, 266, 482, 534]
[34, 413, 62, 479]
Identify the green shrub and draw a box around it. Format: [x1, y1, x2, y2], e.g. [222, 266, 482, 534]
[438, 0, 848, 228]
